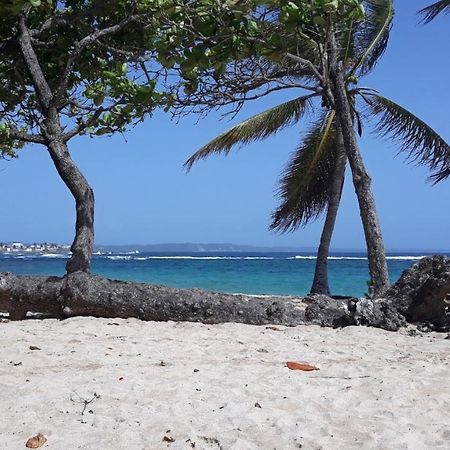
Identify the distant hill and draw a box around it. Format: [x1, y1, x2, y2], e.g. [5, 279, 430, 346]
[93, 243, 450, 254]
[94, 243, 317, 253]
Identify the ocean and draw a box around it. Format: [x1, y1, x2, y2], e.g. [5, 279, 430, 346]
[0, 251, 443, 297]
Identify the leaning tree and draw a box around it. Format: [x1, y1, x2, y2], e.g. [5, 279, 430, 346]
[1, 0, 172, 273]
[179, 0, 450, 297]
[0, 0, 245, 273]
[1, 0, 293, 274]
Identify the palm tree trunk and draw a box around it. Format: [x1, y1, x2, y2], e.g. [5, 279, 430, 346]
[324, 28, 389, 298]
[46, 137, 95, 274]
[330, 71, 389, 296]
[310, 129, 347, 295]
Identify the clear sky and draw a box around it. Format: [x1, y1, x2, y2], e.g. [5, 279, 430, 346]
[1, 0, 449, 251]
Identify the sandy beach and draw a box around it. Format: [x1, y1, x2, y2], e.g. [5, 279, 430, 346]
[0, 318, 448, 450]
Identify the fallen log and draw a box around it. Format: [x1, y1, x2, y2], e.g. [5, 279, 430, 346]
[0, 256, 448, 331]
[0, 272, 308, 325]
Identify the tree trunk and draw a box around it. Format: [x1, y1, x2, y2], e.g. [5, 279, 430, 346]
[46, 138, 95, 274]
[331, 72, 389, 297]
[310, 130, 347, 295]
[325, 49, 389, 299]
[0, 272, 307, 325]
[17, 16, 94, 275]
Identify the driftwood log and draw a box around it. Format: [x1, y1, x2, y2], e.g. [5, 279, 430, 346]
[0, 271, 308, 325]
[1, 256, 449, 332]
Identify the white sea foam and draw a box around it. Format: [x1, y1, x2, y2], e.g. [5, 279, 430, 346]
[106, 256, 275, 261]
[289, 256, 318, 260]
[387, 256, 428, 260]
[0, 253, 429, 262]
[291, 255, 426, 261]
[106, 256, 133, 260]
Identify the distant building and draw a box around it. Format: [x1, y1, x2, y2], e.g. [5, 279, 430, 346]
[0, 242, 70, 254]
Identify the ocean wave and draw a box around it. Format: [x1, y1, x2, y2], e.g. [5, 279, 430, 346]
[289, 256, 318, 260]
[106, 255, 275, 261]
[291, 255, 425, 261]
[291, 255, 369, 260]
[106, 256, 133, 260]
[0, 253, 429, 262]
[387, 256, 427, 260]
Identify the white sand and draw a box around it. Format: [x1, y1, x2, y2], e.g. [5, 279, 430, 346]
[0, 318, 449, 450]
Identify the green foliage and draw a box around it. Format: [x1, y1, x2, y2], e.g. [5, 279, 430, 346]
[184, 0, 450, 236]
[0, 0, 254, 151]
[277, 0, 367, 30]
[0, 122, 22, 158]
[349, 0, 394, 76]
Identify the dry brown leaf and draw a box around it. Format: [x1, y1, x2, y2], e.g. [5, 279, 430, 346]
[286, 361, 319, 371]
[25, 433, 47, 448]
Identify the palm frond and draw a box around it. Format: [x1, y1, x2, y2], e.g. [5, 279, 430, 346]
[184, 94, 316, 170]
[419, 0, 450, 24]
[350, 0, 394, 76]
[270, 112, 340, 232]
[432, 165, 450, 183]
[363, 93, 450, 183]
[339, 18, 357, 65]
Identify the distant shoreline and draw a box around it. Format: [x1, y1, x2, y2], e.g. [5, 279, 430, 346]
[1, 241, 449, 255]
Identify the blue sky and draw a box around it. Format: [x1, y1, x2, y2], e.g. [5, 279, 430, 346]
[1, 0, 449, 251]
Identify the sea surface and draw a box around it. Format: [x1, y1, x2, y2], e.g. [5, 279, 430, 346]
[1, 251, 446, 297]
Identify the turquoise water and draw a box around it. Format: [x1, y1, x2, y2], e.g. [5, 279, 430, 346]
[0, 251, 440, 297]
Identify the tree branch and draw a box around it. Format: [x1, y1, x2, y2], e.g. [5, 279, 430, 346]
[53, 14, 144, 103]
[17, 13, 53, 110]
[63, 108, 105, 142]
[8, 127, 46, 144]
[285, 52, 325, 85]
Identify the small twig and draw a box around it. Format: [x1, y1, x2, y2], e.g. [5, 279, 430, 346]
[70, 392, 100, 422]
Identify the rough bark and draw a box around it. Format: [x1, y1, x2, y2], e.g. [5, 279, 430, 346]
[328, 37, 389, 297]
[310, 130, 347, 295]
[46, 138, 95, 274]
[0, 272, 307, 325]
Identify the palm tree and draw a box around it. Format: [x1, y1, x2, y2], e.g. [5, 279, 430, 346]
[419, 1, 450, 23]
[271, 113, 347, 295]
[185, 0, 450, 297]
[185, 100, 347, 296]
